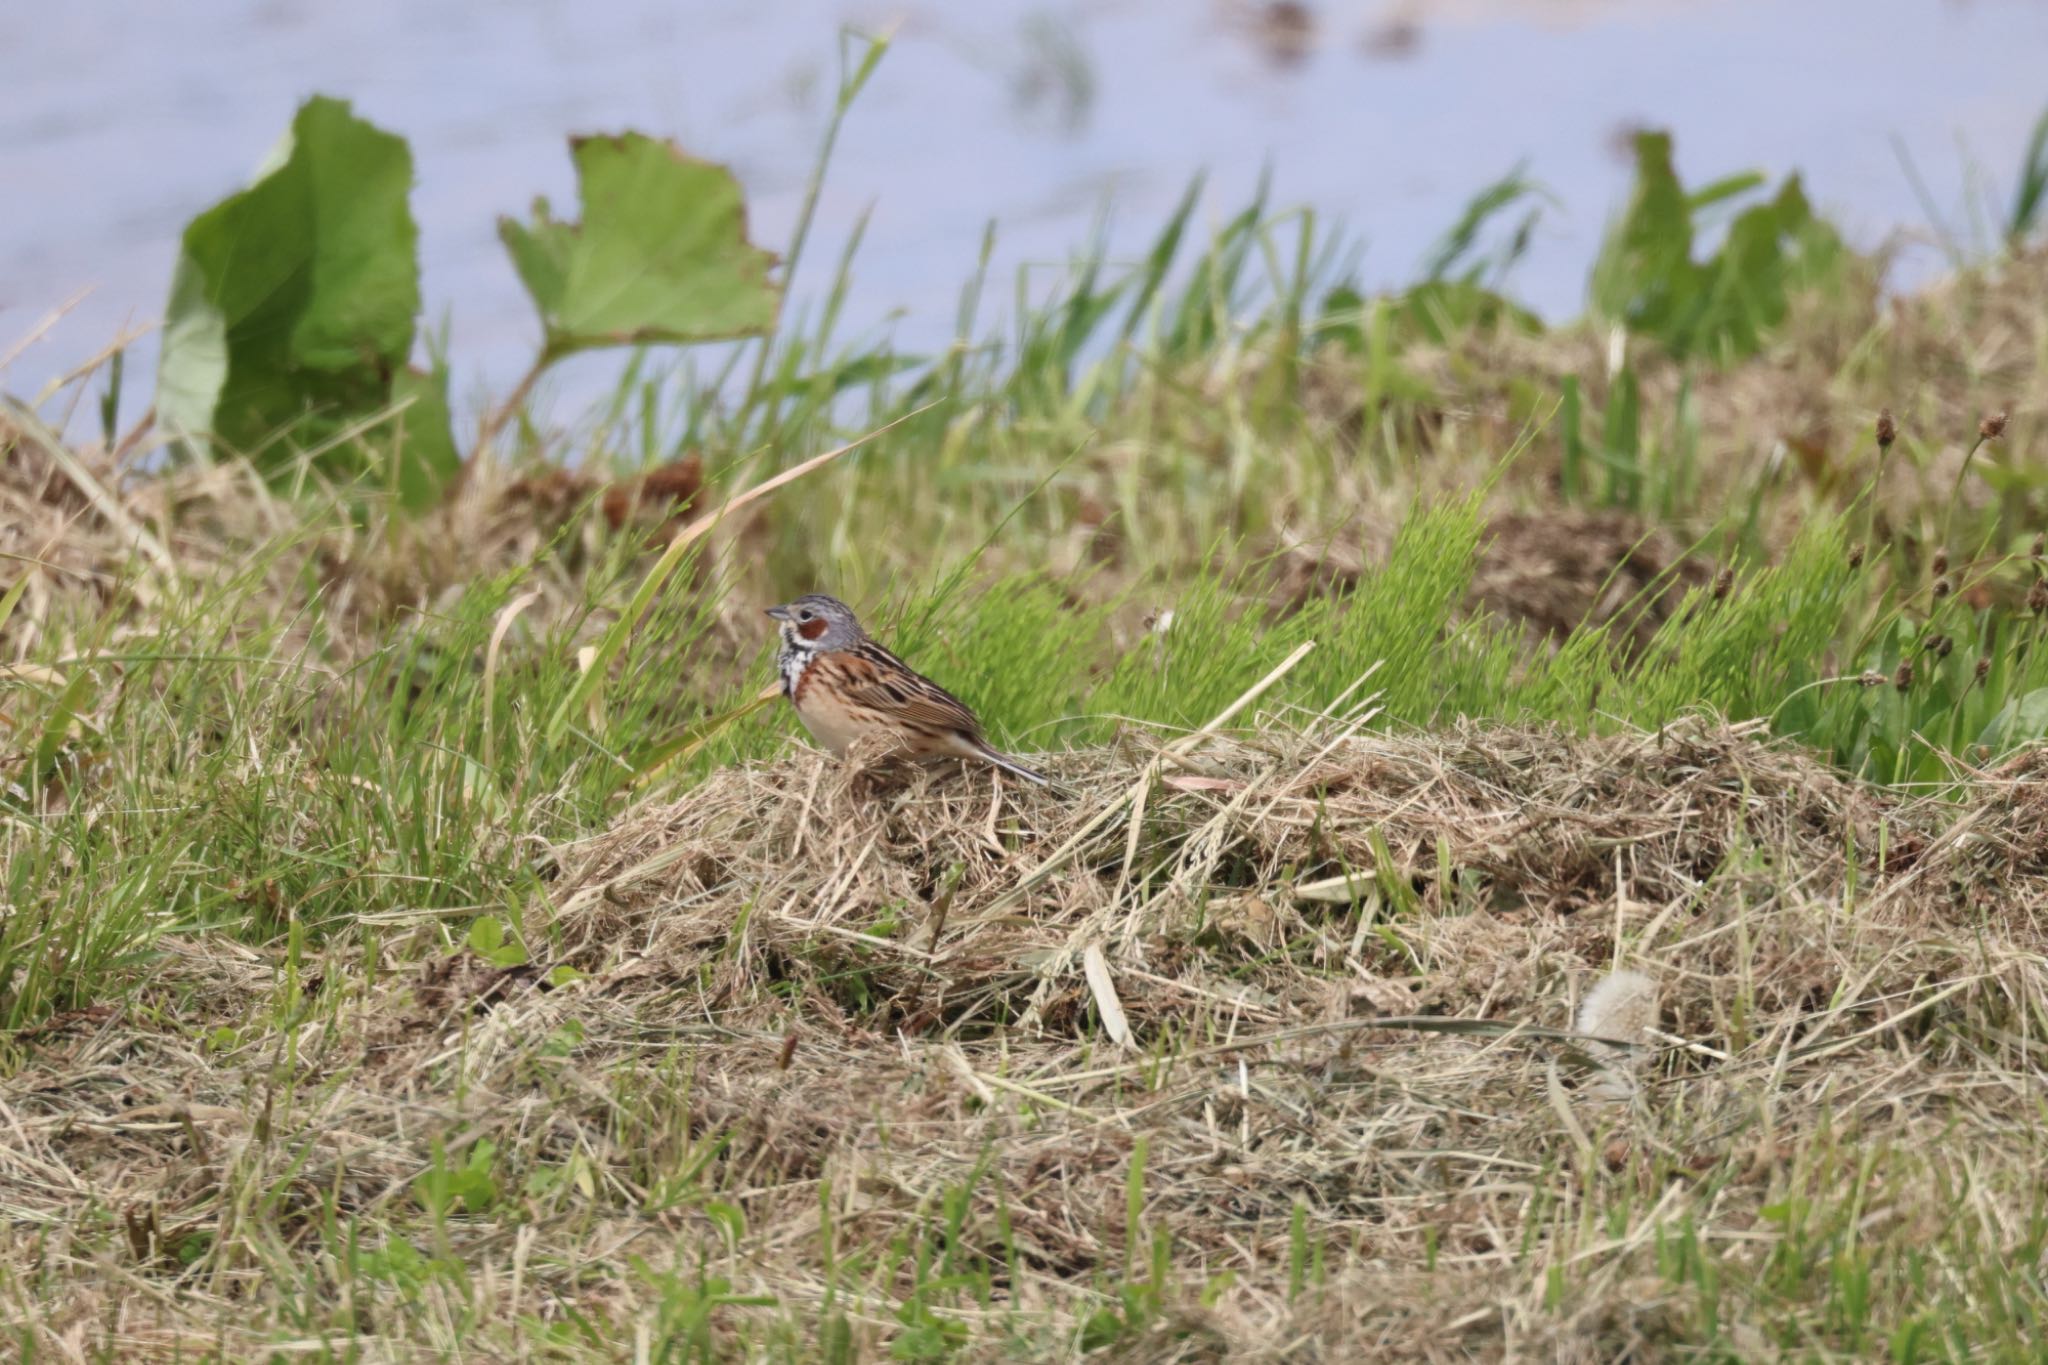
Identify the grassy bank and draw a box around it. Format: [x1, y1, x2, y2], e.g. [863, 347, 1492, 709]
[2, 145, 2048, 1357]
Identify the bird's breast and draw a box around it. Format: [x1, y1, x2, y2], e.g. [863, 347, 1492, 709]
[783, 650, 873, 756]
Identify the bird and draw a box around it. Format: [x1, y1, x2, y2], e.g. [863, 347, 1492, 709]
[764, 593, 1052, 786]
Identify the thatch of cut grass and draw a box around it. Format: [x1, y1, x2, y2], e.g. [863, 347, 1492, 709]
[7, 718, 2046, 1359]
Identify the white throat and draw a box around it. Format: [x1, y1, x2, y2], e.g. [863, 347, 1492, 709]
[778, 628, 822, 697]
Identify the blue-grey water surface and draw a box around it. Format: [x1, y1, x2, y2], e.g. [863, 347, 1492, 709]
[3, 0, 2046, 425]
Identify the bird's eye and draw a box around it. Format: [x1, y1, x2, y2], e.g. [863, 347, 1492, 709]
[798, 610, 814, 622]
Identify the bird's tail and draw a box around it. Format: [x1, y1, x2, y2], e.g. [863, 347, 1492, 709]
[971, 741, 1055, 788]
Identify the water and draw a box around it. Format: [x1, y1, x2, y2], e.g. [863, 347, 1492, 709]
[4, 0, 2045, 426]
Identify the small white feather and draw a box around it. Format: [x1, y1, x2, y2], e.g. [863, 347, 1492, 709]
[1579, 969, 1659, 1045]
[1576, 969, 1659, 1104]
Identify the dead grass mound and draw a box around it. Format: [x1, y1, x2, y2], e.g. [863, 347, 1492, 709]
[8, 703, 2048, 1355]
[142, 719, 2014, 1352]
[557, 720, 2045, 1041]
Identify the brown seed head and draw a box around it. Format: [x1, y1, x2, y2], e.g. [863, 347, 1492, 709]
[1980, 410, 2009, 441]
[1847, 542, 1866, 570]
[1975, 656, 1992, 685]
[1933, 576, 1953, 600]
[2031, 576, 2048, 616]
[1711, 567, 1734, 601]
[1875, 408, 1897, 450]
[1927, 633, 1953, 659]
[1860, 669, 1886, 688]
[1931, 548, 1950, 577]
[1894, 659, 1915, 692]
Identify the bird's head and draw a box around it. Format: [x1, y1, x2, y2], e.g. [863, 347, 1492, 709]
[765, 593, 863, 652]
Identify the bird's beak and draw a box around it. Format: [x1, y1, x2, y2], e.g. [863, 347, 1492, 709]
[764, 604, 793, 622]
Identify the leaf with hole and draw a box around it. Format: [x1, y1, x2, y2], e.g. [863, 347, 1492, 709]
[500, 133, 781, 356]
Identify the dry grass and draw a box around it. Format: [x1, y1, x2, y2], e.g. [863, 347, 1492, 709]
[6, 223, 2048, 1358]
[1276, 245, 2044, 551]
[8, 717, 2046, 1358]
[0, 409, 719, 672]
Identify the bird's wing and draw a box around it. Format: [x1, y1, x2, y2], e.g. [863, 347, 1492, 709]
[826, 641, 987, 740]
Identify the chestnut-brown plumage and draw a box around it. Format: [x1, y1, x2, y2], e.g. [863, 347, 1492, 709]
[766, 594, 1050, 785]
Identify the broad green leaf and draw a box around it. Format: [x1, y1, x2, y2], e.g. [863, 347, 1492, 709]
[1695, 177, 1828, 359]
[156, 96, 454, 509]
[499, 133, 780, 355]
[466, 916, 526, 967]
[156, 262, 229, 446]
[1589, 131, 1700, 346]
[467, 917, 503, 956]
[1979, 688, 2048, 752]
[1588, 130, 1848, 363]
